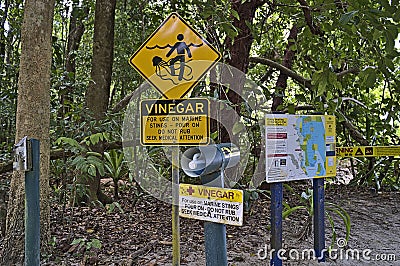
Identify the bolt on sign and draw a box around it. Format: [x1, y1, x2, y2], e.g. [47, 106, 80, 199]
[129, 13, 221, 99]
[140, 98, 210, 146]
[179, 184, 243, 226]
[265, 114, 337, 183]
[336, 146, 400, 157]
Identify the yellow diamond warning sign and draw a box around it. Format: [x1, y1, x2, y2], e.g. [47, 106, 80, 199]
[129, 13, 221, 99]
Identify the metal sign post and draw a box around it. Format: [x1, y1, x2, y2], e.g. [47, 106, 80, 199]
[129, 12, 222, 265]
[313, 178, 325, 262]
[201, 171, 228, 266]
[270, 182, 283, 266]
[181, 144, 241, 266]
[13, 137, 40, 266]
[172, 146, 180, 266]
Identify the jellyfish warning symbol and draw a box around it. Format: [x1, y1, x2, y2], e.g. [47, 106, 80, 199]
[129, 13, 221, 99]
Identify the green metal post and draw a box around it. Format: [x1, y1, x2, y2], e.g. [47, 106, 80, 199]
[201, 171, 228, 266]
[25, 138, 40, 266]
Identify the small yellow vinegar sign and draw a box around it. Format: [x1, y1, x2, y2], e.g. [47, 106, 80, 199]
[179, 184, 243, 226]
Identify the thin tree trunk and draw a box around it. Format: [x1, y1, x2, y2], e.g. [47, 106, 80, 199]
[0, 0, 9, 58]
[85, 0, 116, 120]
[220, 0, 264, 142]
[1, 0, 55, 264]
[272, 25, 298, 111]
[81, 0, 116, 205]
[59, 5, 88, 118]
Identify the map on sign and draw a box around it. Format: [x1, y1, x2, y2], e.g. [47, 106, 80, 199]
[179, 184, 243, 226]
[129, 13, 221, 99]
[140, 98, 209, 146]
[265, 114, 336, 183]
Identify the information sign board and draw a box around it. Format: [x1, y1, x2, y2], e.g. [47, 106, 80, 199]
[179, 184, 243, 226]
[265, 114, 336, 182]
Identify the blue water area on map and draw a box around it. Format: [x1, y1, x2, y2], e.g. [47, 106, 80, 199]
[296, 117, 326, 177]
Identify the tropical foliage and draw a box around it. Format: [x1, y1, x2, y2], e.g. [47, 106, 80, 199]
[0, 0, 399, 197]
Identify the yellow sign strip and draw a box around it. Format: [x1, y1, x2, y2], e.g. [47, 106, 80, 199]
[324, 115, 336, 176]
[336, 146, 400, 157]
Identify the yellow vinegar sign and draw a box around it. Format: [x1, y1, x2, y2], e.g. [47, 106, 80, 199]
[179, 184, 244, 226]
[129, 13, 221, 99]
[140, 98, 210, 146]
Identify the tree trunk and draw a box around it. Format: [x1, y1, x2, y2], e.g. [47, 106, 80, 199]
[81, 0, 116, 205]
[1, 0, 55, 264]
[59, 4, 88, 119]
[271, 25, 298, 111]
[85, 0, 116, 120]
[0, 0, 9, 59]
[220, 0, 264, 142]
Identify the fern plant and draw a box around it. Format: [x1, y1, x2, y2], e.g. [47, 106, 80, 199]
[54, 133, 110, 205]
[104, 149, 127, 199]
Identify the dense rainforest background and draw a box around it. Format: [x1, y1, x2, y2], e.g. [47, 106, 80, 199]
[0, 0, 399, 265]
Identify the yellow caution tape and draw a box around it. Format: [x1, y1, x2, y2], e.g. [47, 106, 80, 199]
[336, 146, 400, 157]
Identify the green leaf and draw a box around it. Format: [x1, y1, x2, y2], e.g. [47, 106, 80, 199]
[372, 29, 381, 41]
[326, 202, 351, 242]
[71, 238, 85, 245]
[339, 11, 359, 25]
[97, 164, 105, 176]
[326, 212, 337, 249]
[231, 9, 240, 21]
[365, 69, 377, 88]
[86, 151, 102, 157]
[282, 205, 307, 219]
[384, 57, 395, 71]
[222, 23, 238, 39]
[113, 202, 124, 213]
[232, 121, 245, 135]
[55, 137, 83, 151]
[106, 203, 115, 214]
[384, 30, 396, 55]
[210, 131, 218, 140]
[89, 132, 104, 145]
[287, 104, 295, 115]
[289, 44, 297, 51]
[88, 164, 97, 177]
[90, 238, 102, 249]
[317, 79, 327, 96]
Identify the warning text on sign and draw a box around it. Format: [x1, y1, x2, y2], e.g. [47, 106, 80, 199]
[140, 98, 210, 145]
[179, 184, 243, 226]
